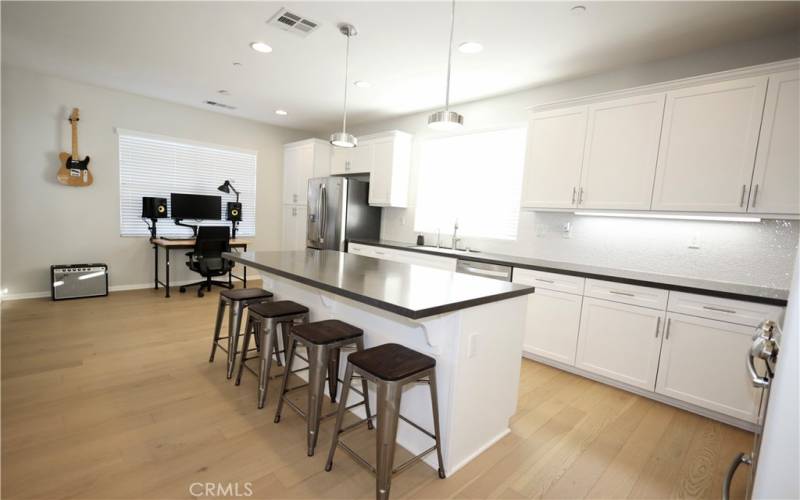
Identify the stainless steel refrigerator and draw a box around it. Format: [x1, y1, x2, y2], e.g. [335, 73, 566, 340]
[306, 177, 381, 251]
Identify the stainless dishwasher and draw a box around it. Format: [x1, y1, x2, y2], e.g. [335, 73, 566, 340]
[455, 259, 512, 281]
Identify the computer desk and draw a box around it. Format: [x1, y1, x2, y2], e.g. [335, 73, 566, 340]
[150, 238, 250, 298]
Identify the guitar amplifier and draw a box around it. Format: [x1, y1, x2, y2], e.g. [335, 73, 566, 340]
[50, 264, 108, 301]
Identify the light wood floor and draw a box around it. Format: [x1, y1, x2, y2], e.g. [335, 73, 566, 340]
[2, 284, 754, 499]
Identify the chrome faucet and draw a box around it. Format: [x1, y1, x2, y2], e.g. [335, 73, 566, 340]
[451, 220, 460, 250]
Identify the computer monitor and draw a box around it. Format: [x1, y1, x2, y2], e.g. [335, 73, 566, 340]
[170, 193, 222, 220]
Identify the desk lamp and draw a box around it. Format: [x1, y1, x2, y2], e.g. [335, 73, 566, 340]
[218, 180, 241, 238]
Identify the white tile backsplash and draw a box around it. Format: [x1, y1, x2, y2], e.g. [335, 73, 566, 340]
[381, 208, 798, 290]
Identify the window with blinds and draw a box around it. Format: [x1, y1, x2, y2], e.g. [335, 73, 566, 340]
[118, 130, 257, 237]
[414, 127, 527, 240]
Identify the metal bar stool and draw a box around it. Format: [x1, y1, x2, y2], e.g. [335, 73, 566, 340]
[234, 301, 310, 409]
[325, 343, 446, 500]
[209, 288, 274, 379]
[273, 320, 373, 456]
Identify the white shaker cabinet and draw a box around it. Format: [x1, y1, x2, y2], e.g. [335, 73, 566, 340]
[369, 133, 412, 207]
[281, 205, 307, 251]
[521, 106, 588, 209]
[651, 76, 768, 212]
[578, 93, 666, 210]
[575, 297, 665, 391]
[749, 70, 800, 215]
[655, 312, 760, 422]
[283, 139, 331, 205]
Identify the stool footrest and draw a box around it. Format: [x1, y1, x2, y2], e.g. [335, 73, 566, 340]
[337, 442, 377, 474]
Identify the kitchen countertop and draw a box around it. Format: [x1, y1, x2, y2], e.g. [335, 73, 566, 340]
[223, 249, 535, 319]
[349, 239, 789, 306]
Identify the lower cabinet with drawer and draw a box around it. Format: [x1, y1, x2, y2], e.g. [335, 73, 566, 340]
[513, 269, 584, 365]
[348, 243, 456, 271]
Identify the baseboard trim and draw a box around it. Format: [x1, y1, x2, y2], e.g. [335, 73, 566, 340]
[522, 351, 758, 432]
[0, 278, 262, 302]
[446, 427, 511, 476]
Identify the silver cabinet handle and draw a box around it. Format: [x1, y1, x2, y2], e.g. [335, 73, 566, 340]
[703, 305, 737, 314]
[461, 266, 509, 278]
[535, 278, 555, 284]
[293, 193, 298, 203]
[655, 316, 661, 338]
[578, 187, 584, 205]
[665, 318, 671, 340]
[571, 187, 577, 205]
[752, 184, 759, 208]
[722, 453, 752, 500]
[739, 184, 746, 207]
[609, 290, 635, 297]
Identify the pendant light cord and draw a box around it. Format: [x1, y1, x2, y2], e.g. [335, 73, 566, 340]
[341, 29, 351, 134]
[444, 0, 456, 112]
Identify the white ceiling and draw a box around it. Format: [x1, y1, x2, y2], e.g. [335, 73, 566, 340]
[3, 1, 799, 132]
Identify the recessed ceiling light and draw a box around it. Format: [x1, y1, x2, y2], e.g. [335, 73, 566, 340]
[232, 62, 243, 67]
[275, 109, 288, 116]
[250, 41, 273, 53]
[217, 89, 230, 95]
[458, 41, 483, 54]
[353, 80, 371, 88]
[571, 5, 587, 14]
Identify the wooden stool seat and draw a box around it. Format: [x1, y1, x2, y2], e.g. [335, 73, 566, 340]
[292, 320, 364, 345]
[220, 288, 274, 301]
[348, 343, 435, 381]
[249, 300, 309, 318]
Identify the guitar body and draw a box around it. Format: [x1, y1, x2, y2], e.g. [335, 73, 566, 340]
[57, 152, 93, 186]
[57, 108, 93, 187]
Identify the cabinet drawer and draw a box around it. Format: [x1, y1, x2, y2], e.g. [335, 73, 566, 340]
[667, 292, 784, 327]
[348, 243, 368, 255]
[513, 268, 585, 295]
[584, 279, 668, 310]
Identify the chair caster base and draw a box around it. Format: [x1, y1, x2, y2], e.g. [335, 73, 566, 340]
[179, 286, 187, 293]
[438, 468, 446, 479]
[197, 289, 205, 297]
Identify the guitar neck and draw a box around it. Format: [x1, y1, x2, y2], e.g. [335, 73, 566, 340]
[71, 121, 79, 159]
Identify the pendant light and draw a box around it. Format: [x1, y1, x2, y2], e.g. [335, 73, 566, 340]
[427, 0, 464, 130]
[330, 23, 358, 148]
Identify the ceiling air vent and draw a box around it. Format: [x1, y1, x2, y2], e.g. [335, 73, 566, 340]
[267, 7, 319, 37]
[204, 100, 237, 110]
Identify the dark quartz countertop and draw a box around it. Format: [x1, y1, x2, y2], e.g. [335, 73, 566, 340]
[223, 249, 535, 320]
[349, 239, 789, 306]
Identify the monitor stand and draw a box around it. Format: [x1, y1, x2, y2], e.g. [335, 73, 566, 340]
[171, 219, 198, 238]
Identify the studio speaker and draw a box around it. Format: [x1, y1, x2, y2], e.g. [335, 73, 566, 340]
[142, 197, 168, 219]
[226, 202, 242, 222]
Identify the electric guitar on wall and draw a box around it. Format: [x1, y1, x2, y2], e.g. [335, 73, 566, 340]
[57, 108, 93, 187]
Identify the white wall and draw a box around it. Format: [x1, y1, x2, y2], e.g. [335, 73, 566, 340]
[1, 65, 311, 297]
[753, 251, 800, 499]
[349, 30, 800, 290]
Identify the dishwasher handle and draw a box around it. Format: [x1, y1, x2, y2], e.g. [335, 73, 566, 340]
[455, 260, 512, 281]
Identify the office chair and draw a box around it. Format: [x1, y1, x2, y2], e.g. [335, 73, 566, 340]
[180, 226, 235, 297]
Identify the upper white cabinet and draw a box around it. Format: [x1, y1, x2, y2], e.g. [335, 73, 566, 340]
[368, 133, 412, 207]
[330, 131, 413, 208]
[651, 76, 768, 212]
[749, 70, 800, 215]
[331, 145, 372, 175]
[579, 93, 665, 210]
[283, 139, 331, 206]
[521, 106, 587, 209]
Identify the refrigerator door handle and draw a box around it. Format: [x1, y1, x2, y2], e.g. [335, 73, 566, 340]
[319, 184, 327, 243]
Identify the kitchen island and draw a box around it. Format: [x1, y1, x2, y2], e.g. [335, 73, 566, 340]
[224, 249, 535, 475]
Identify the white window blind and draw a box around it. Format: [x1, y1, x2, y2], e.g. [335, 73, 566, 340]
[414, 127, 527, 240]
[118, 130, 257, 237]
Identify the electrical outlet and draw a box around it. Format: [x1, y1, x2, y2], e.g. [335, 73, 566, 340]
[688, 234, 701, 249]
[561, 222, 572, 239]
